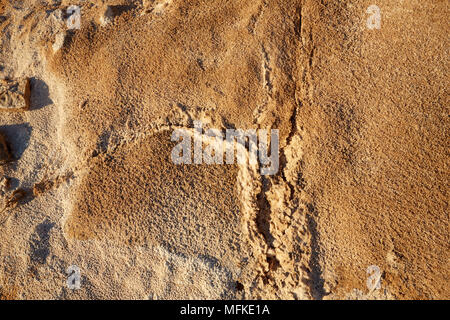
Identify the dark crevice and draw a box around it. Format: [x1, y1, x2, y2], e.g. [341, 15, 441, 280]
[255, 176, 274, 247]
[294, 4, 302, 39]
[304, 203, 327, 299]
[280, 103, 299, 200]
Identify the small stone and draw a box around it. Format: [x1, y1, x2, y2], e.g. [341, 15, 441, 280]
[0, 176, 11, 194]
[0, 132, 12, 165]
[0, 78, 31, 112]
[1, 188, 27, 213]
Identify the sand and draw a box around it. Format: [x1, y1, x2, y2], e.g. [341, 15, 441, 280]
[0, 0, 448, 299]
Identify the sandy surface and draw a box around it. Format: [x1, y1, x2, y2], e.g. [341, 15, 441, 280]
[0, 0, 448, 299]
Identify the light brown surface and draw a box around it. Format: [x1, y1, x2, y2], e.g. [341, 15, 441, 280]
[0, 0, 448, 299]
